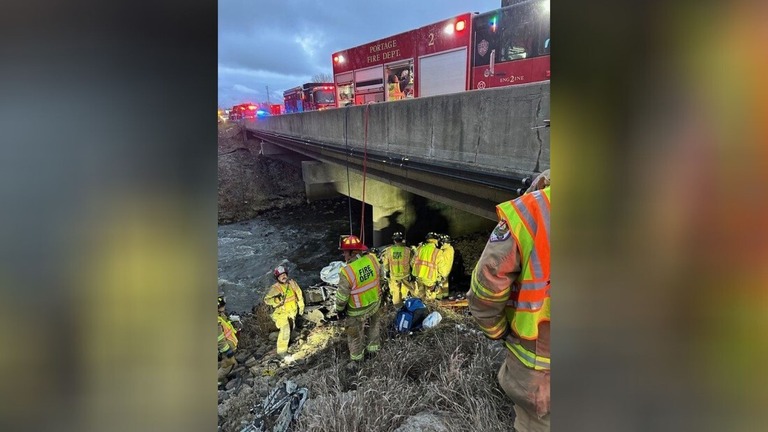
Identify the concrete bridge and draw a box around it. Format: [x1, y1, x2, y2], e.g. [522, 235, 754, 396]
[245, 82, 549, 246]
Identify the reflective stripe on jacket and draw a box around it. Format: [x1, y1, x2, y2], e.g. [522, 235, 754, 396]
[412, 240, 442, 285]
[336, 253, 381, 317]
[264, 280, 304, 320]
[497, 186, 551, 341]
[218, 315, 238, 352]
[385, 245, 411, 279]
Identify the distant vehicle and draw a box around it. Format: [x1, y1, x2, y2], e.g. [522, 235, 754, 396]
[331, 0, 550, 107]
[283, 83, 336, 114]
[229, 103, 258, 120]
[269, 104, 282, 116]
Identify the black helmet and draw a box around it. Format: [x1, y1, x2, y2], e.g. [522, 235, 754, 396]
[426, 232, 439, 240]
[392, 232, 404, 242]
[440, 234, 451, 243]
[217, 296, 226, 308]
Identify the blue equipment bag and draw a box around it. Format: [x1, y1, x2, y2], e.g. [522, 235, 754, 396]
[395, 298, 428, 333]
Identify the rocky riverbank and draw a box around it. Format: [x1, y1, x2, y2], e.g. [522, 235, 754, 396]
[218, 122, 306, 224]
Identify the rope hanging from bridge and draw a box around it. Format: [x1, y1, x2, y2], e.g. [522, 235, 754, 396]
[344, 107, 353, 236]
[342, 104, 371, 245]
[358, 104, 370, 245]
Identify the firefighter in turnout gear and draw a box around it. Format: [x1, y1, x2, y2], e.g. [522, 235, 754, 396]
[335, 235, 383, 364]
[217, 296, 238, 383]
[381, 232, 412, 306]
[264, 265, 305, 356]
[411, 232, 446, 299]
[468, 169, 551, 432]
[435, 234, 454, 300]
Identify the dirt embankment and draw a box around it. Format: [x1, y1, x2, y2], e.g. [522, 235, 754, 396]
[218, 123, 306, 224]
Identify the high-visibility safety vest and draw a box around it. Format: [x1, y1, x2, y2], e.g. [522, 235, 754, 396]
[497, 186, 550, 370]
[388, 79, 404, 100]
[412, 241, 440, 282]
[280, 283, 298, 305]
[218, 315, 238, 352]
[386, 245, 410, 279]
[341, 254, 381, 310]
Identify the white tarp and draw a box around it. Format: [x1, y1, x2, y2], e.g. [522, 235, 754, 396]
[320, 261, 345, 285]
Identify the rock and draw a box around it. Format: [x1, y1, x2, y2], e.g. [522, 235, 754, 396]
[225, 378, 240, 391]
[394, 413, 449, 432]
[244, 356, 258, 367]
[269, 332, 279, 341]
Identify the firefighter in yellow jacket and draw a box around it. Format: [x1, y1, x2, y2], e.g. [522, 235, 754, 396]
[264, 266, 305, 356]
[435, 234, 454, 300]
[468, 169, 551, 432]
[217, 296, 238, 383]
[411, 232, 446, 299]
[335, 235, 383, 366]
[381, 231, 412, 306]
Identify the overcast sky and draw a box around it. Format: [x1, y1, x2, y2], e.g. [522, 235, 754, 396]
[218, 0, 501, 108]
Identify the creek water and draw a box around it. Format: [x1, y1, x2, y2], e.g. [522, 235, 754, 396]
[217, 198, 359, 313]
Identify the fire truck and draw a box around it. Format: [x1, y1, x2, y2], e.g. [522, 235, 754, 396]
[229, 102, 258, 120]
[331, 0, 550, 107]
[282, 83, 336, 113]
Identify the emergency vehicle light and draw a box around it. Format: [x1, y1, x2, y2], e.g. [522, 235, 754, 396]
[455, 20, 466, 31]
[248, 105, 256, 110]
[333, 55, 345, 63]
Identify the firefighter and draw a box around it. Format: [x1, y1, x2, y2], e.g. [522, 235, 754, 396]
[467, 169, 551, 432]
[411, 232, 446, 299]
[381, 232, 413, 306]
[264, 265, 305, 356]
[217, 296, 238, 384]
[435, 234, 454, 300]
[335, 235, 383, 367]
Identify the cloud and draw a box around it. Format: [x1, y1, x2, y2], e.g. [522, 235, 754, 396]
[218, 0, 502, 106]
[232, 84, 258, 94]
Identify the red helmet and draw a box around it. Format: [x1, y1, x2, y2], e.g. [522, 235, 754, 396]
[273, 265, 287, 278]
[339, 235, 368, 251]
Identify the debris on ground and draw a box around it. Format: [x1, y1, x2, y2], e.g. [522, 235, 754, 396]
[238, 380, 309, 432]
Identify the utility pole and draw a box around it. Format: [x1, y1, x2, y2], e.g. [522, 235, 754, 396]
[266, 86, 270, 104]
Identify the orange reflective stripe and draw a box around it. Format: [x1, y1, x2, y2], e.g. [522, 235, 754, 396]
[414, 245, 439, 279]
[342, 265, 355, 284]
[346, 255, 381, 309]
[218, 316, 238, 347]
[497, 187, 551, 341]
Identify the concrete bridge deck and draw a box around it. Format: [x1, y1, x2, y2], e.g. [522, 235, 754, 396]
[245, 83, 549, 245]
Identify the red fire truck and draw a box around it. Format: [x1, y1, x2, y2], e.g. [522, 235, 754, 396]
[283, 83, 336, 113]
[331, 0, 550, 107]
[229, 102, 258, 120]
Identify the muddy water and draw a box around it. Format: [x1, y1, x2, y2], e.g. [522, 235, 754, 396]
[217, 198, 355, 313]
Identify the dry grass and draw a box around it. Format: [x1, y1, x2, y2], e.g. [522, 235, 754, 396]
[294, 309, 516, 432]
[220, 305, 516, 432]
